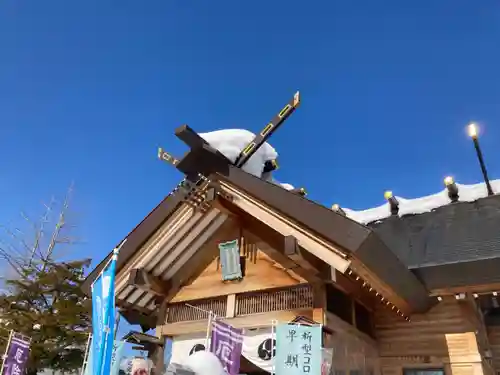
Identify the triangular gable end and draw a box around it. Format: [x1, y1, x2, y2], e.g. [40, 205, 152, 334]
[111, 197, 322, 325]
[170, 231, 308, 303]
[112, 202, 236, 317]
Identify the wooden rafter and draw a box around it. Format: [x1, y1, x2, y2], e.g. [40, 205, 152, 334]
[127, 268, 171, 296]
[284, 235, 320, 274]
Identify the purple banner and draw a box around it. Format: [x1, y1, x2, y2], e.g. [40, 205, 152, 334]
[210, 321, 243, 375]
[2, 335, 30, 375]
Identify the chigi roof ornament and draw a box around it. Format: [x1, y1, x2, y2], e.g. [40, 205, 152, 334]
[157, 91, 302, 206]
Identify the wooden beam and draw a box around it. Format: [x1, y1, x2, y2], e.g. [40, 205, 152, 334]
[127, 268, 171, 296]
[159, 308, 315, 336]
[173, 125, 232, 178]
[176, 144, 231, 182]
[117, 299, 154, 316]
[284, 236, 320, 274]
[149, 301, 168, 375]
[430, 282, 500, 297]
[175, 124, 209, 149]
[249, 238, 322, 284]
[226, 294, 236, 318]
[165, 218, 239, 302]
[218, 182, 351, 272]
[118, 307, 156, 331]
[214, 203, 327, 284]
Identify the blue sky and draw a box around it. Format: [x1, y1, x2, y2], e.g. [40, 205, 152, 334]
[2, 0, 500, 267]
[1, 0, 500, 325]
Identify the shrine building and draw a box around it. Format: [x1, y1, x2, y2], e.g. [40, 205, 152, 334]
[83, 124, 500, 375]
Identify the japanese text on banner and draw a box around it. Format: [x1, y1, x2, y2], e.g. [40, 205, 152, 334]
[275, 324, 322, 375]
[1, 335, 31, 375]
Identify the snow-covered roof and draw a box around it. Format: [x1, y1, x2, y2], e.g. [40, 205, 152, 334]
[200, 128, 499, 226]
[199, 129, 277, 178]
[342, 180, 500, 225]
[200, 129, 294, 190]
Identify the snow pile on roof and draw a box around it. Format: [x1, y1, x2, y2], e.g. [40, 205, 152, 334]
[199, 129, 294, 190]
[343, 179, 500, 225]
[276, 181, 295, 190]
[200, 129, 278, 178]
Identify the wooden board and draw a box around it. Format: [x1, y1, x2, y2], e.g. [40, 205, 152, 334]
[159, 308, 318, 336]
[171, 246, 307, 302]
[324, 312, 380, 375]
[374, 296, 490, 375]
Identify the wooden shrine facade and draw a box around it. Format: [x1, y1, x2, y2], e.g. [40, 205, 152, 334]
[83, 121, 500, 375]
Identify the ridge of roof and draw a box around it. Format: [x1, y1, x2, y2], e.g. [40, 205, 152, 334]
[340, 179, 500, 225]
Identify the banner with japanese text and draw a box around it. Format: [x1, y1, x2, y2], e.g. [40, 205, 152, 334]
[1, 334, 31, 375]
[210, 320, 243, 375]
[110, 340, 125, 375]
[275, 324, 322, 375]
[91, 250, 119, 375]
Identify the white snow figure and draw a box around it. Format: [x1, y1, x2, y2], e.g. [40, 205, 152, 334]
[199, 129, 277, 178]
[181, 350, 226, 375]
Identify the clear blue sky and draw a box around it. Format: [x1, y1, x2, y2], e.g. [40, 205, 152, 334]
[1, 1, 499, 269]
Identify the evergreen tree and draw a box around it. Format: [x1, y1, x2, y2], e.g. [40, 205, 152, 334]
[0, 258, 92, 375]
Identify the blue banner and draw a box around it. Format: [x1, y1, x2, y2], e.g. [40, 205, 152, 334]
[91, 250, 119, 375]
[275, 324, 322, 375]
[110, 341, 125, 375]
[85, 338, 124, 375]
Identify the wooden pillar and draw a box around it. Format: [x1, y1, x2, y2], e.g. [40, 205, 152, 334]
[226, 294, 236, 318]
[150, 299, 169, 375]
[312, 283, 326, 324]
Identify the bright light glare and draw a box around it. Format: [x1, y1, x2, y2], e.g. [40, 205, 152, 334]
[444, 176, 454, 186]
[468, 123, 478, 138]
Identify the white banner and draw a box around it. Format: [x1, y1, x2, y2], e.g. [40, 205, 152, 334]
[170, 327, 276, 373]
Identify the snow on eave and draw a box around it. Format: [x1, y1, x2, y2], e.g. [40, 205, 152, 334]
[341, 179, 500, 225]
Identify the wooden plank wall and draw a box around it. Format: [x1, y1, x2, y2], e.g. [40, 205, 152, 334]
[171, 246, 307, 302]
[374, 296, 493, 375]
[325, 311, 381, 375]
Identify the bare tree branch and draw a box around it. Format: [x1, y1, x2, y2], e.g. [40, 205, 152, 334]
[0, 182, 82, 281]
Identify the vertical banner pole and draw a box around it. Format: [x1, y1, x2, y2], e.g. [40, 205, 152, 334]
[205, 311, 214, 351]
[0, 330, 13, 375]
[113, 311, 121, 341]
[92, 240, 125, 375]
[101, 248, 119, 375]
[80, 333, 92, 375]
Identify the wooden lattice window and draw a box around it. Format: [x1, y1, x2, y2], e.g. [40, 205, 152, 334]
[235, 285, 313, 316]
[167, 297, 227, 323]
